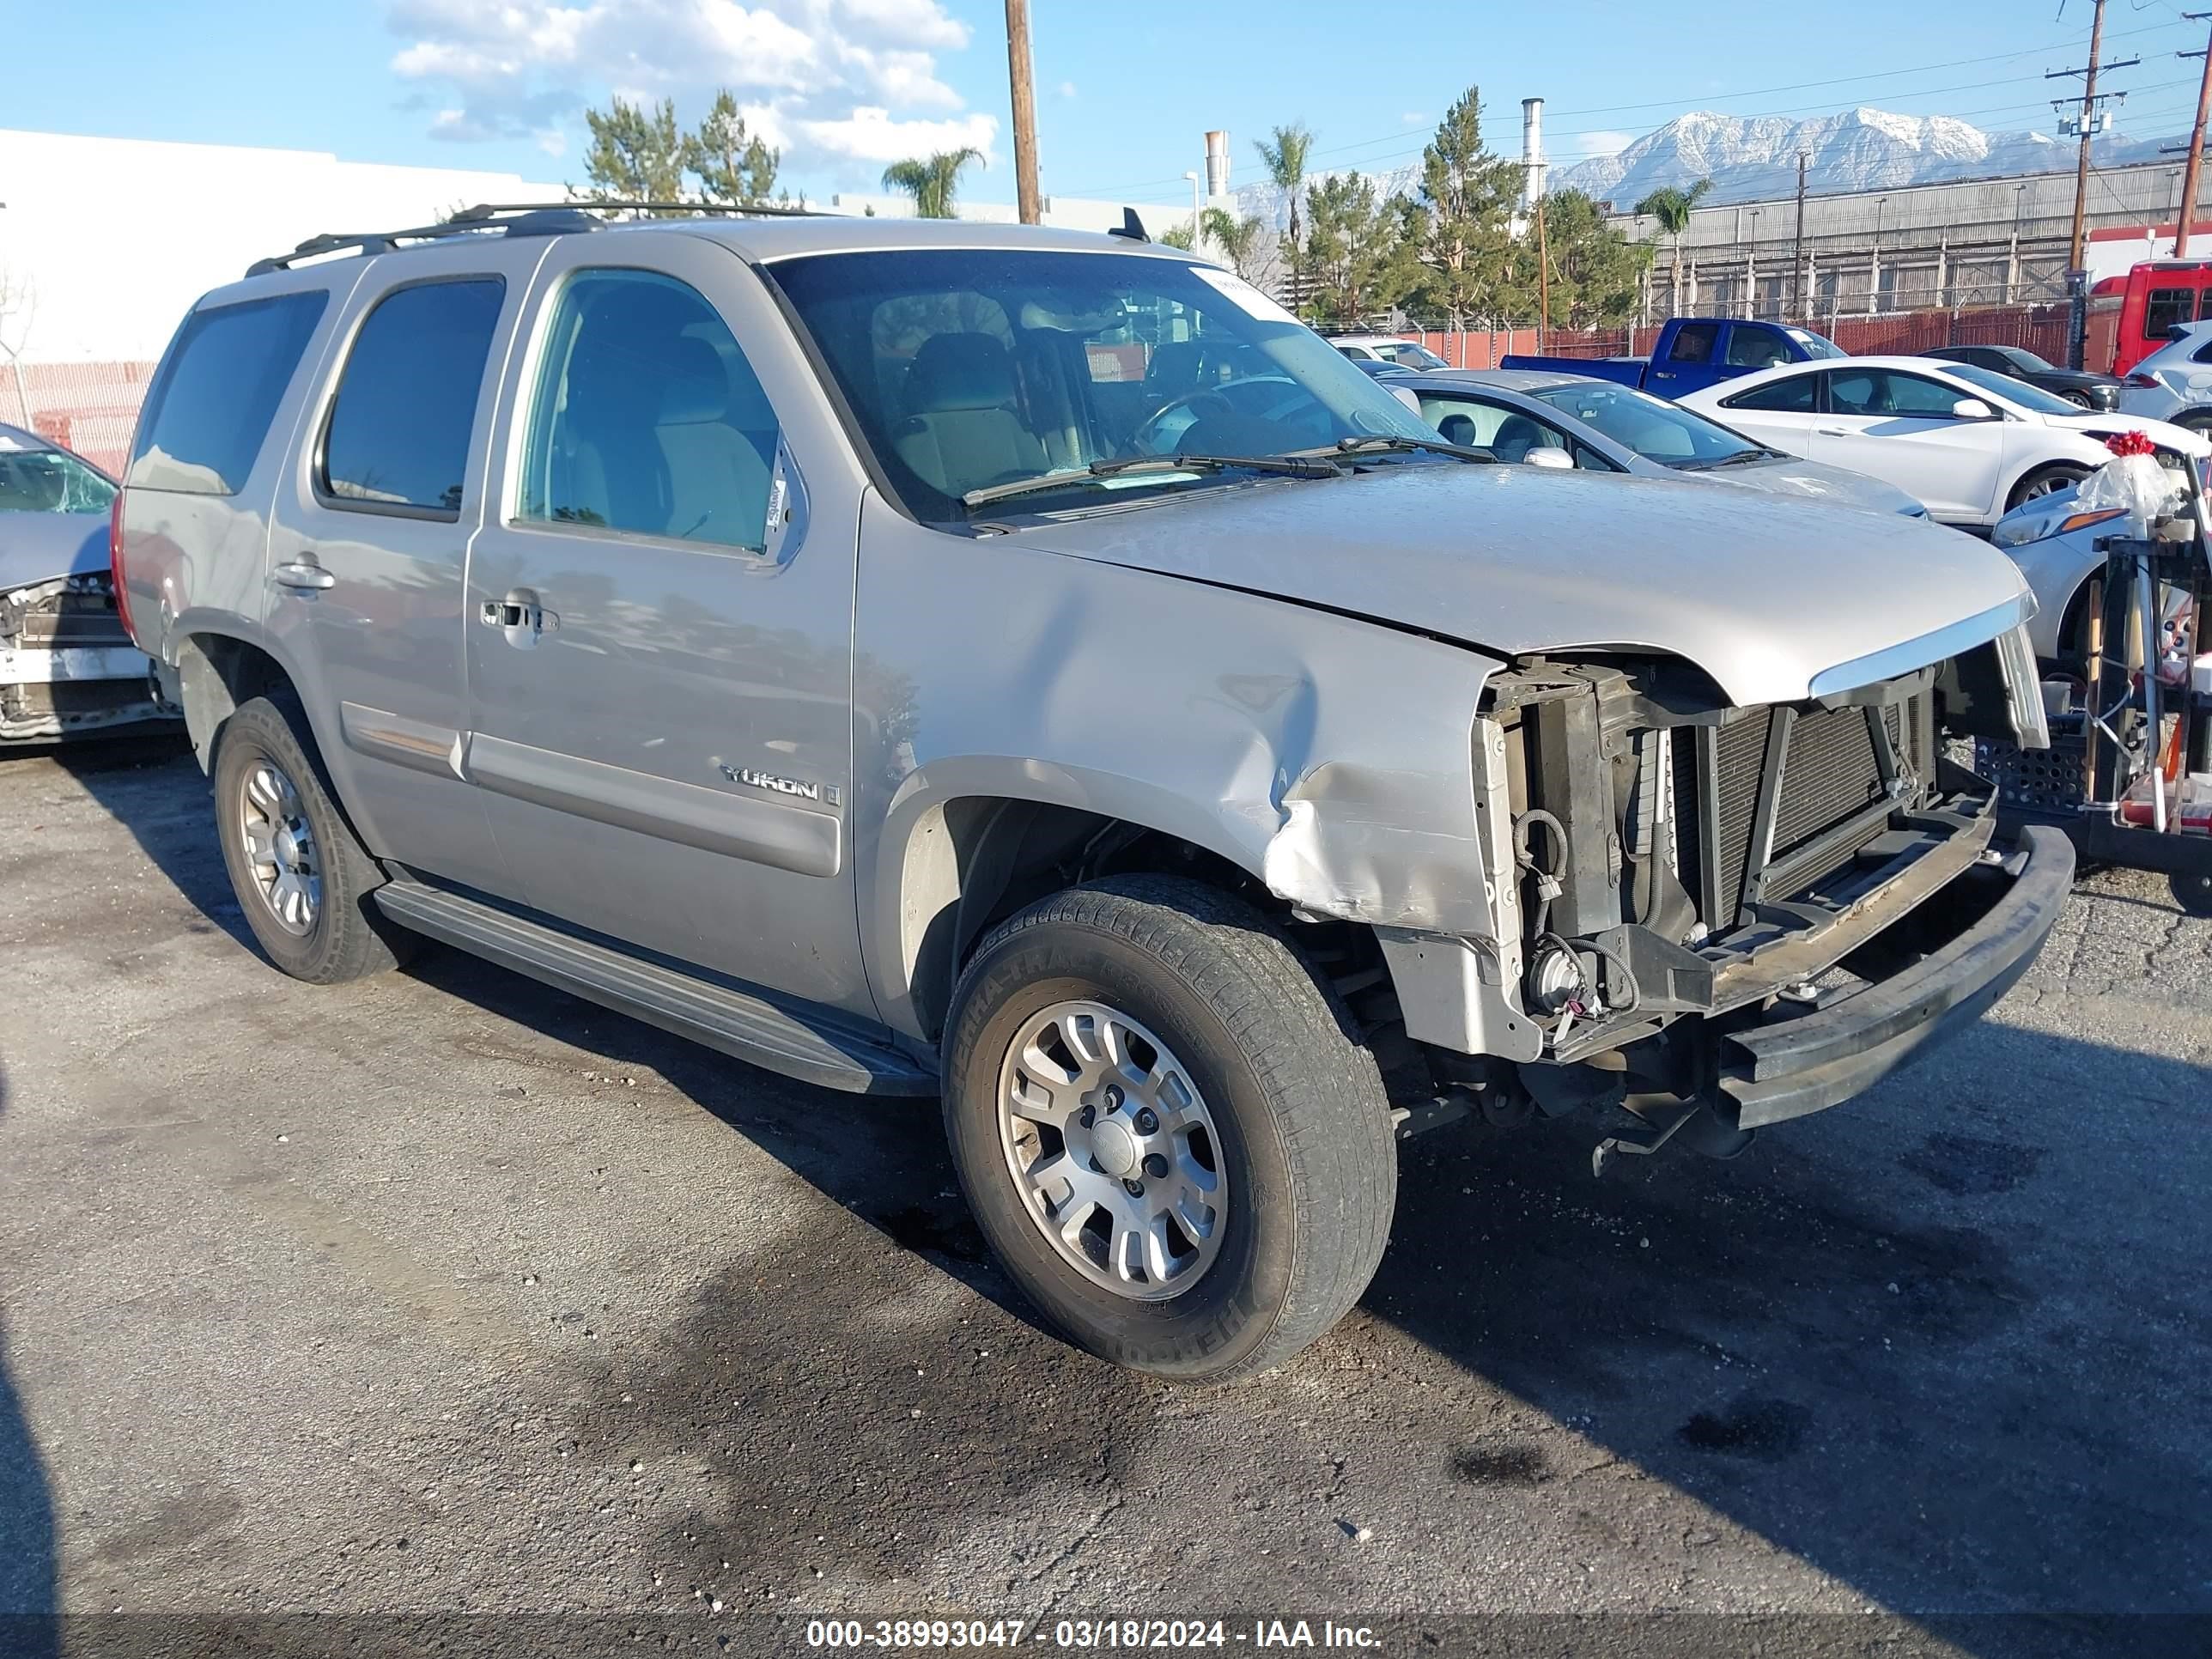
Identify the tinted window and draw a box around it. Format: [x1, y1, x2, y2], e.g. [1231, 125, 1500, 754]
[2146, 286, 2194, 340]
[518, 270, 781, 550]
[1525, 380, 1759, 468]
[1723, 327, 1790, 369]
[1668, 322, 1719, 364]
[131, 291, 327, 495]
[322, 279, 504, 514]
[1416, 395, 1570, 457]
[1828, 369, 1964, 418]
[1723, 373, 1817, 412]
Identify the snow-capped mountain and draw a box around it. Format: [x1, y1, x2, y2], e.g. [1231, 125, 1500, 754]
[1557, 106, 2167, 209]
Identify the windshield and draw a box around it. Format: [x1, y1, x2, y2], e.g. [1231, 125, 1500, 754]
[1523, 380, 1761, 468]
[766, 249, 1437, 519]
[0, 440, 118, 514]
[1942, 362, 2079, 416]
[1784, 328, 1845, 360]
[2003, 346, 2056, 371]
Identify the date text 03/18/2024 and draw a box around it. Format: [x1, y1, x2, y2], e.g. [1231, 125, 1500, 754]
[803, 1619, 1382, 1649]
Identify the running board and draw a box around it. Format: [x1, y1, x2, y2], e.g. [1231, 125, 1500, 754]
[372, 879, 937, 1097]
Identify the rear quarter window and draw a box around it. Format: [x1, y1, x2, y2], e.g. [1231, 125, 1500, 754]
[131, 290, 329, 495]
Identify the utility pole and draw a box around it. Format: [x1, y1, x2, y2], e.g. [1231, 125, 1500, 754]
[1004, 0, 1041, 225]
[2177, 12, 2212, 257]
[2049, 0, 2136, 365]
[1791, 151, 1808, 322]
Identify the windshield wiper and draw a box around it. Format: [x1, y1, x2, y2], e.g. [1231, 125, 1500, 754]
[961, 453, 1343, 510]
[1676, 448, 1780, 471]
[1308, 434, 1497, 465]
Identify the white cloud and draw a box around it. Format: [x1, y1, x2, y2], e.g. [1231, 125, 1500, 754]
[386, 0, 986, 179]
[1569, 129, 1635, 160]
[1401, 111, 1427, 126]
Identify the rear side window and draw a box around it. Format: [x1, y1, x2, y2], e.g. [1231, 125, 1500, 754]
[517, 270, 780, 550]
[1723, 328, 1788, 369]
[321, 278, 506, 516]
[1668, 323, 1719, 364]
[1723, 374, 1817, 412]
[131, 291, 328, 495]
[2146, 287, 2194, 341]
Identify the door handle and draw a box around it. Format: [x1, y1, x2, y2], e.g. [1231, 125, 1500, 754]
[478, 589, 556, 647]
[1815, 426, 1850, 436]
[273, 559, 335, 592]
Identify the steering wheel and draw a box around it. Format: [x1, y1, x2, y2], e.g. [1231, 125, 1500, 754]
[1133, 375, 1313, 455]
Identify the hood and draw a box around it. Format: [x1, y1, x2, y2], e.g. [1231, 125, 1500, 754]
[1020, 461, 2033, 708]
[1705, 454, 1926, 517]
[2042, 410, 2210, 456]
[0, 510, 111, 593]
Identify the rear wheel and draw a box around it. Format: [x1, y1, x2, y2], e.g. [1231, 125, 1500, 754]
[941, 875, 1397, 1383]
[213, 694, 414, 983]
[2008, 463, 2090, 512]
[2172, 870, 2212, 918]
[2175, 410, 2212, 440]
[2060, 389, 2094, 410]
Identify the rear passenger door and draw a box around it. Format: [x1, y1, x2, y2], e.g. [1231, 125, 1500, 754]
[266, 244, 545, 894]
[462, 234, 867, 1016]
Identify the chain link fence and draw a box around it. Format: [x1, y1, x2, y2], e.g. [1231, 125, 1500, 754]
[1, 362, 156, 479]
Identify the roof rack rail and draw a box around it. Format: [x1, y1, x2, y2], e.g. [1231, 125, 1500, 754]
[245, 198, 825, 276]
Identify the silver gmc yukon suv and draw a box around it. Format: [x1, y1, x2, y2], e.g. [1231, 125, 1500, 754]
[117, 205, 2072, 1382]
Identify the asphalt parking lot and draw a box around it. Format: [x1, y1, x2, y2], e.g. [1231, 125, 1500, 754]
[2, 736, 2209, 1659]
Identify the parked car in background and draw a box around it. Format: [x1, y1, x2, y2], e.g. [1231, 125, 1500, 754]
[119, 208, 2067, 1384]
[1917, 343, 2120, 410]
[0, 422, 176, 744]
[1990, 465, 2212, 662]
[2114, 316, 2212, 433]
[1682, 355, 2210, 532]
[1328, 334, 1450, 370]
[1498, 315, 1845, 398]
[1383, 367, 1931, 517]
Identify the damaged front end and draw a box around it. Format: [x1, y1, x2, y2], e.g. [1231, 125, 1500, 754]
[1375, 635, 2072, 1164]
[0, 572, 178, 744]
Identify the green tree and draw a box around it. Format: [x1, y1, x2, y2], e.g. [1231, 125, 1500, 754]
[881, 149, 981, 218]
[1536, 188, 1650, 328]
[685, 90, 779, 206]
[1413, 88, 1522, 331]
[1254, 123, 1316, 300]
[1633, 179, 1713, 313]
[1303, 175, 1423, 326]
[1201, 207, 1266, 280]
[581, 96, 689, 210]
[1157, 222, 1196, 250]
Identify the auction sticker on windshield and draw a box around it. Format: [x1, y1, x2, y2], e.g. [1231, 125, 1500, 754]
[1188, 265, 1301, 327]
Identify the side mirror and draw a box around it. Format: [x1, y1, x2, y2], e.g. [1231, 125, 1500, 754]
[1950, 397, 1996, 421]
[1390, 386, 1423, 416]
[1522, 447, 1575, 470]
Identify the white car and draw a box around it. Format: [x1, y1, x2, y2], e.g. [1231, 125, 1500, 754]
[2115, 318, 2212, 434]
[1680, 354, 2209, 532]
[1330, 334, 1450, 370]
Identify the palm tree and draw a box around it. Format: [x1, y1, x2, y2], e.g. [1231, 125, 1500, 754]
[882, 149, 981, 219]
[1633, 179, 1713, 316]
[1201, 207, 1266, 281]
[1254, 124, 1316, 300]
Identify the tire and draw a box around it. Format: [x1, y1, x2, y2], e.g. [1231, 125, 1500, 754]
[2177, 411, 2212, 439]
[2008, 463, 2090, 512]
[2060, 389, 2094, 410]
[212, 692, 414, 983]
[2171, 870, 2212, 918]
[941, 875, 1396, 1383]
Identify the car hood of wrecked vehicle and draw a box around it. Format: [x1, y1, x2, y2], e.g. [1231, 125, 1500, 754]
[1015, 461, 2033, 709]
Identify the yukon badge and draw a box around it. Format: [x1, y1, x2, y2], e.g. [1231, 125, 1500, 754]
[720, 762, 840, 807]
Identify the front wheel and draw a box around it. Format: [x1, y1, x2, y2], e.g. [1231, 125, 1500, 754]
[2008, 463, 2090, 512]
[2172, 870, 2212, 918]
[941, 876, 1397, 1383]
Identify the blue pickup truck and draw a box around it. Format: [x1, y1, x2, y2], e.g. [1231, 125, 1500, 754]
[1500, 316, 1846, 398]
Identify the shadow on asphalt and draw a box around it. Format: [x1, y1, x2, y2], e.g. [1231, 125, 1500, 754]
[0, 1058, 60, 1657]
[29, 744, 2211, 1651]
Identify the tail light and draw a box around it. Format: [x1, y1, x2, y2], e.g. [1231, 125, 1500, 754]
[2127, 372, 2161, 388]
[108, 488, 137, 645]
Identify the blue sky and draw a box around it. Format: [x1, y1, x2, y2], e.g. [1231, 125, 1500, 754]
[8, 0, 2212, 206]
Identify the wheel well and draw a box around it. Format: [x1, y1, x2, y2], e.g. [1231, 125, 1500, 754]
[899, 799, 1288, 1042]
[177, 633, 291, 771]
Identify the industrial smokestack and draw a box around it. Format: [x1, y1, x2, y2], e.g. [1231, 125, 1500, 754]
[1521, 97, 1548, 208]
[1205, 130, 1231, 198]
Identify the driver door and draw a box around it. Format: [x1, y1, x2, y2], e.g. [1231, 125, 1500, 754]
[1810, 367, 2004, 523]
